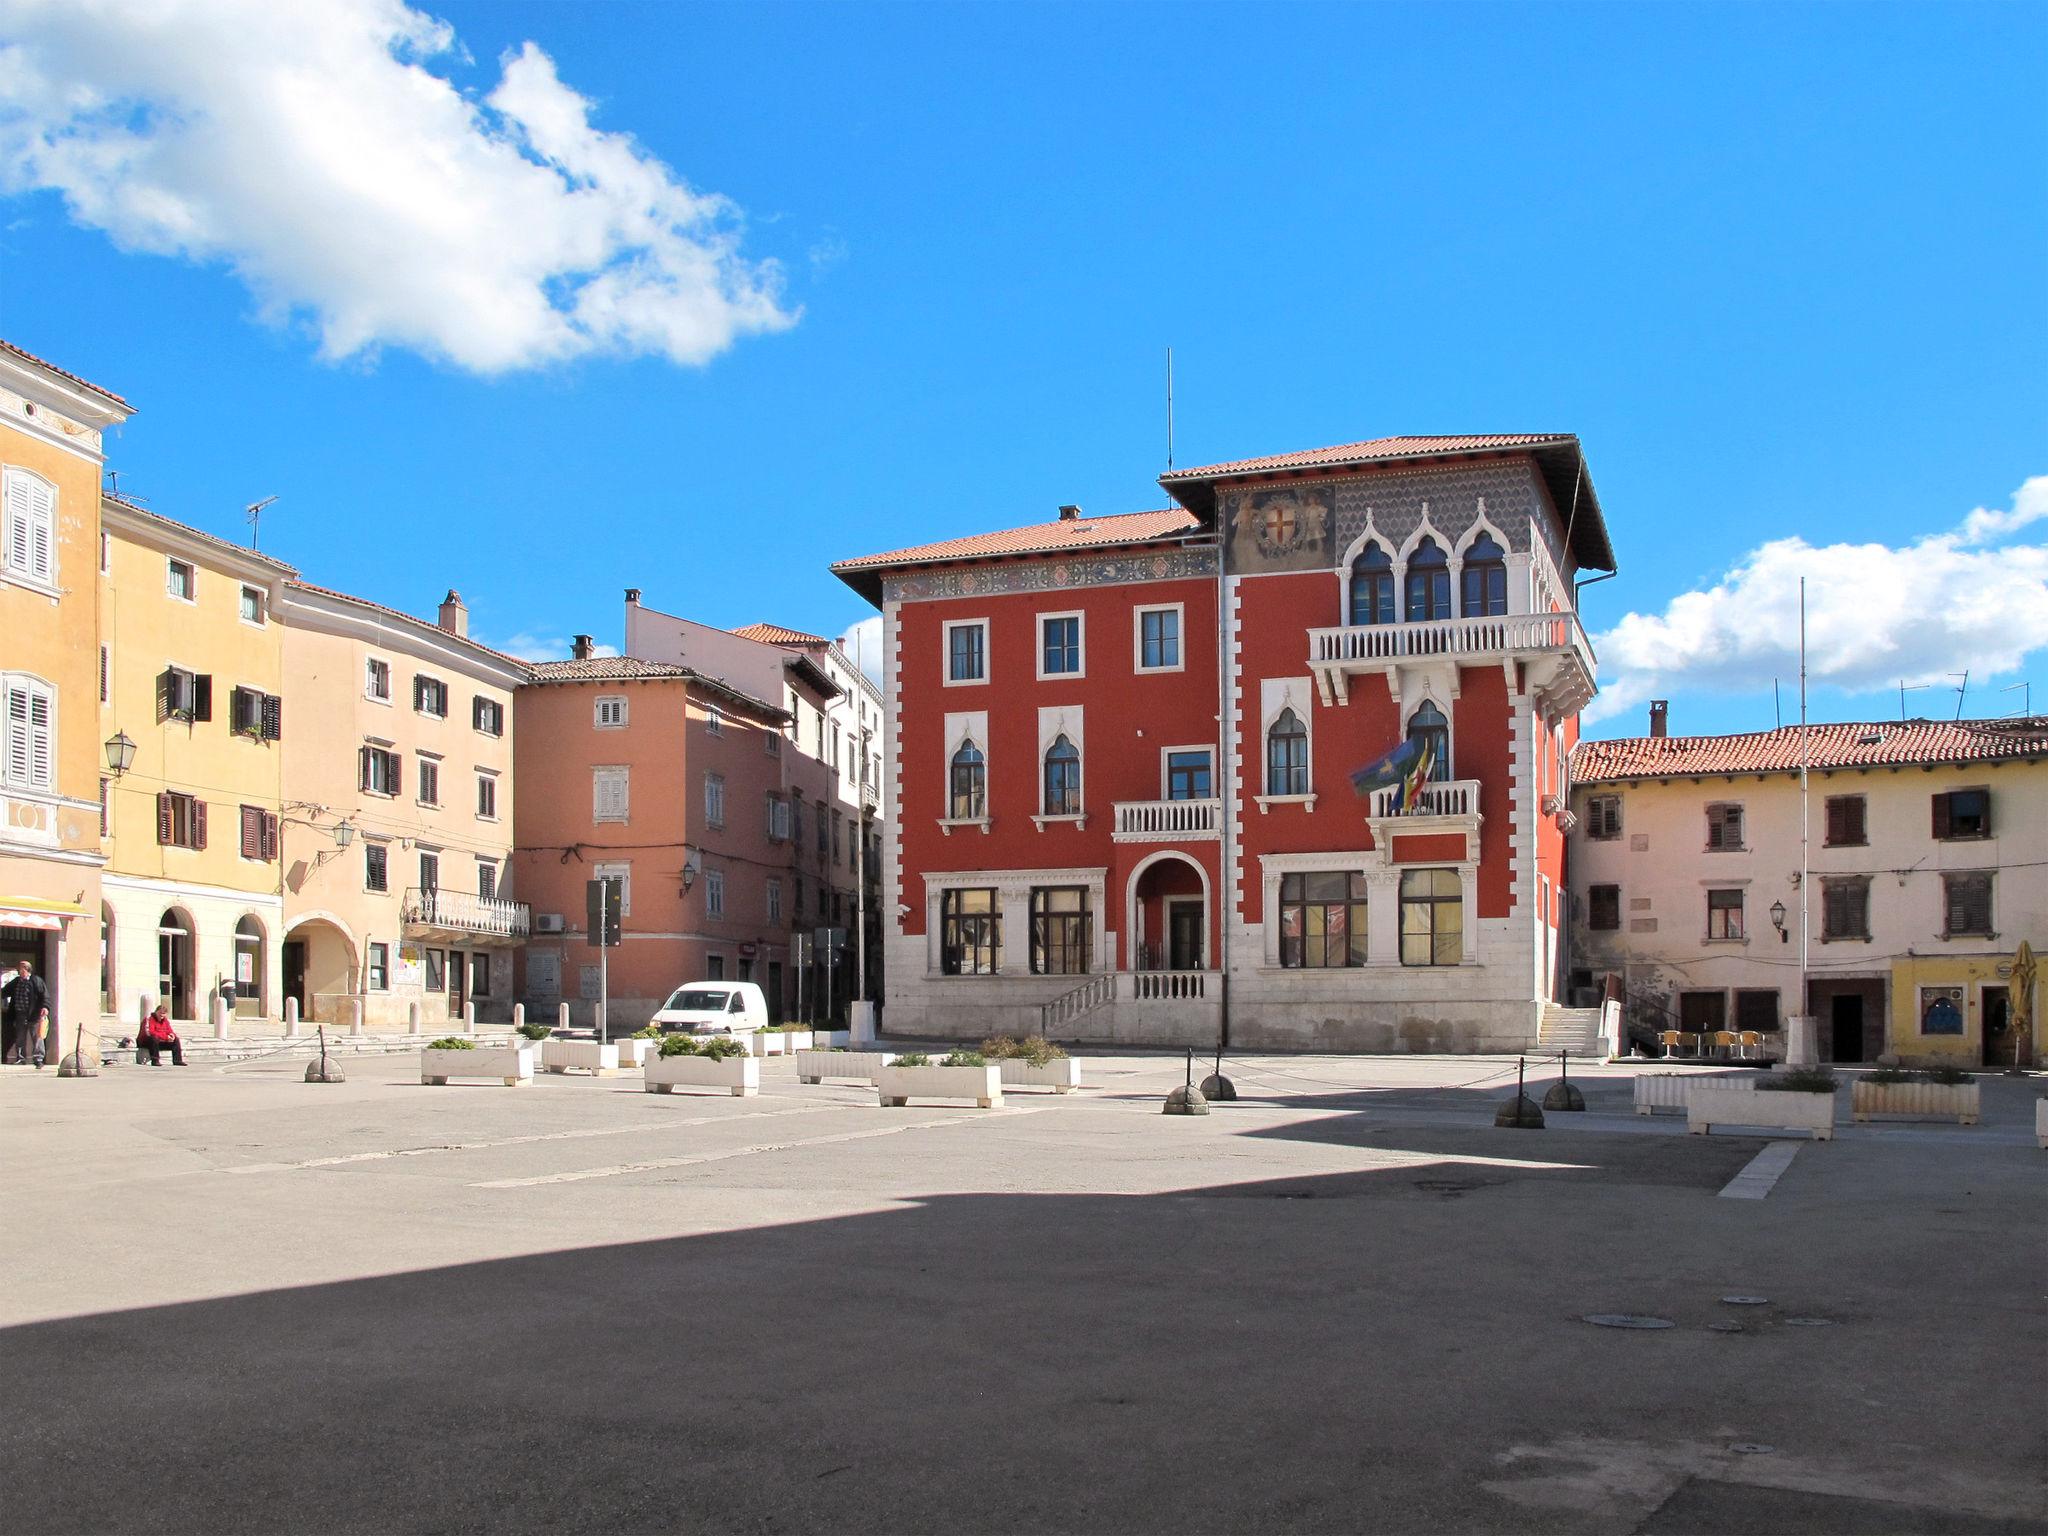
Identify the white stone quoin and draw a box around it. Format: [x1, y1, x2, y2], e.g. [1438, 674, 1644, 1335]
[644, 1052, 760, 1097]
[878, 1062, 1003, 1108]
[420, 1044, 533, 1086]
[1687, 1084, 1835, 1140]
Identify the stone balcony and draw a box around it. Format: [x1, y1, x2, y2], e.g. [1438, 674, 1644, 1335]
[401, 888, 532, 944]
[1306, 610, 1597, 716]
[1112, 797, 1221, 843]
[1366, 777, 1481, 820]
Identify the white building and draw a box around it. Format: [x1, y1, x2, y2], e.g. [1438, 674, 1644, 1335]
[1568, 710, 2048, 1068]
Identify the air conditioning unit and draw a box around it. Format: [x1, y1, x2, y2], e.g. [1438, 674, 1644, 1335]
[534, 913, 566, 934]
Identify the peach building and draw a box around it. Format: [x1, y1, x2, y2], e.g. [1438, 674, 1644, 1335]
[513, 645, 829, 1028]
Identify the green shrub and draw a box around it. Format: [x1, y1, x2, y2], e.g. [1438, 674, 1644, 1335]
[426, 1037, 475, 1050]
[658, 1034, 702, 1057]
[1758, 1067, 1836, 1093]
[516, 1022, 551, 1041]
[630, 1025, 662, 1040]
[940, 1050, 987, 1068]
[1016, 1036, 1067, 1066]
[1866, 1066, 1914, 1084]
[981, 1035, 1022, 1059]
[894, 1051, 931, 1067]
[698, 1035, 745, 1060]
[1924, 1064, 1972, 1086]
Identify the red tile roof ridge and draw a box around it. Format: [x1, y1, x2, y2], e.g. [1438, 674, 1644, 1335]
[102, 491, 299, 575]
[1162, 433, 1574, 481]
[731, 622, 829, 646]
[835, 506, 1200, 572]
[0, 337, 132, 409]
[1572, 718, 2048, 781]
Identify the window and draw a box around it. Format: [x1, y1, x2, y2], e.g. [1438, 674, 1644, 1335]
[766, 878, 783, 925]
[816, 806, 829, 855]
[705, 955, 726, 982]
[949, 739, 987, 820]
[156, 791, 206, 849]
[705, 868, 725, 920]
[1136, 606, 1182, 671]
[1588, 884, 1621, 931]
[1406, 701, 1450, 782]
[1040, 613, 1082, 677]
[1920, 987, 1965, 1035]
[831, 810, 842, 862]
[815, 715, 826, 758]
[1266, 708, 1309, 795]
[237, 805, 279, 862]
[593, 861, 631, 916]
[1735, 990, 1779, 1032]
[367, 943, 389, 991]
[470, 953, 492, 998]
[154, 667, 211, 724]
[1822, 877, 1870, 941]
[767, 795, 790, 841]
[1164, 749, 1212, 801]
[704, 772, 726, 828]
[413, 675, 448, 718]
[1459, 533, 1507, 617]
[1279, 871, 1369, 968]
[1932, 788, 1990, 840]
[831, 722, 840, 765]
[1824, 794, 1867, 847]
[472, 696, 504, 736]
[945, 621, 986, 683]
[365, 843, 389, 892]
[764, 728, 779, 757]
[1349, 543, 1395, 626]
[166, 557, 196, 602]
[1043, 733, 1081, 815]
[100, 645, 109, 705]
[593, 766, 629, 822]
[1586, 795, 1622, 840]
[1706, 888, 1745, 940]
[1705, 803, 1744, 851]
[1943, 873, 1992, 937]
[476, 773, 498, 820]
[418, 851, 439, 893]
[417, 757, 440, 806]
[1399, 868, 1463, 966]
[1030, 887, 1091, 975]
[2, 675, 55, 792]
[2, 467, 57, 585]
[359, 745, 402, 797]
[100, 528, 110, 575]
[941, 888, 1000, 975]
[707, 705, 724, 736]
[1404, 538, 1450, 622]
[229, 686, 282, 741]
[239, 585, 266, 625]
[365, 658, 391, 701]
[424, 948, 446, 992]
[476, 861, 497, 901]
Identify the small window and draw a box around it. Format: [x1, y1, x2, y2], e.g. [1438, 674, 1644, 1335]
[705, 868, 725, 920]
[417, 757, 440, 807]
[1734, 990, 1779, 1032]
[1404, 538, 1450, 622]
[156, 791, 206, 849]
[1042, 734, 1081, 816]
[477, 774, 497, 819]
[424, 948, 446, 992]
[1460, 533, 1508, 617]
[155, 667, 211, 724]
[1039, 614, 1082, 677]
[365, 658, 391, 702]
[1824, 794, 1867, 847]
[1942, 872, 1992, 937]
[1932, 788, 1990, 840]
[1822, 877, 1870, 941]
[1406, 701, 1450, 782]
[594, 694, 628, 729]
[366, 942, 389, 991]
[1, 468, 57, 586]
[229, 686, 282, 741]
[413, 675, 448, 718]
[418, 851, 439, 893]
[476, 862, 497, 901]
[704, 772, 726, 828]
[359, 746, 402, 797]
[1585, 795, 1622, 840]
[764, 728, 779, 756]
[1588, 884, 1620, 931]
[1266, 708, 1309, 796]
[707, 705, 724, 736]
[470, 952, 492, 998]
[767, 795, 790, 841]
[1706, 888, 1744, 940]
[472, 696, 503, 736]
[1279, 871, 1369, 969]
[593, 766, 629, 822]
[1030, 887, 1091, 975]
[1166, 750, 1212, 801]
[1399, 868, 1463, 966]
[941, 888, 1001, 975]
[949, 739, 986, 820]
[365, 843, 389, 892]
[99, 645, 109, 705]
[1349, 543, 1395, 626]
[946, 621, 987, 683]
[593, 862, 631, 917]
[1705, 803, 1744, 851]
[1136, 606, 1181, 671]
[239, 585, 266, 625]
[2, 675, 56, 792]
[166, 558, 196, 602]
[766, 878, 783, 925]
[237, 805, 279, 862]
[705, 954, 726, 981]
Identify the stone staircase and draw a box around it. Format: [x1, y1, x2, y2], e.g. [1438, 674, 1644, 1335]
[1537, 1003, 1605, 1059]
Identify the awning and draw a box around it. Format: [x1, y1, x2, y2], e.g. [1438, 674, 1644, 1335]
[0, 907, 70, 931]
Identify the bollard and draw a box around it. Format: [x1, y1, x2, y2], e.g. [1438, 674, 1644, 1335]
[463, 1001, 476, 1032]
[1543, 1048, 1585, 1112]
[283, 996, 301, 1036]
[512, 1003, 526, 1029]
[348, 997, 364, 1037]
[1163, 1048, 1210, 1116]
[1495, 1055, 1546, 1129]
[212, 993, 230, 1040]
[407, 1001, 422, 1035]
[557, 1002, 570, 1031]
[1200, 1044, 1237, 1102]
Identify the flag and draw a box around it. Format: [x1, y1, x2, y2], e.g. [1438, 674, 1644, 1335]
[1350, 737, 1424, 797]
[1392, 742, 1432, 814]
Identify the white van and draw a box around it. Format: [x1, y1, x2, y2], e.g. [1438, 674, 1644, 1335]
[651, 981, 768, 1037]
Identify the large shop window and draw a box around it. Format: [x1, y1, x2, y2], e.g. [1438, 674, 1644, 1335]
[1042, 734, 1081, 815]
[1266, 708, 1308, 795]
[1406, 701, 1451, 781]
[949, 739, 987, 820]
[1404, 538, 1451, 622]
[940, 888, 1001, 975]
[1278, 871, 1369, 969]
[1349, 543, 1396, 626]
[1460, 534, 1507, 617]
[1398, 868, 1463, 966]
[1030, 887, 1091, 975]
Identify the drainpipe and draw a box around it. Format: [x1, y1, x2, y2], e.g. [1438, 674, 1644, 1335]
[1214, 541, 1231, 1051]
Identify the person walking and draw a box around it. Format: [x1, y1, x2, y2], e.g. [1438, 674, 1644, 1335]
[1, 959, 49, 1067]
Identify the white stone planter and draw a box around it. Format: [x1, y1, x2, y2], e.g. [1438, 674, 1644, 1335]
[999, 1057, 1082, 1093]
[541, 1039, 620, 1076]
[750, 1031, 790, 1057]
[1688, 1084, 1835, 1140]
[614, 1037, 658, 1070]
[1633, 1073, 1754, 1115]
[796, 1048, 894, 1084]
[782, 1030, 815, 1051]
[1851, 1079, 1980, 1125]
[421, 1044, 533, 1086]
[2034, 1098, 2047, 1150]
[644, 1051, 759, 1097]
[878, 1062, 1003, 1108]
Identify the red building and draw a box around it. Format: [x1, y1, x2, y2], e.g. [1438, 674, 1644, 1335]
[832, 434, 1616, 1052]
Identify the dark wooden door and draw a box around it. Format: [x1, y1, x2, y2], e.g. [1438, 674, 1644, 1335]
[1168, 904, 1203, 970]
[448, 950, 467, 1018]
[1981, 987, 2013, 1067]
[282, 941, 307, 1019]
[1830, 994, 1865, 1062]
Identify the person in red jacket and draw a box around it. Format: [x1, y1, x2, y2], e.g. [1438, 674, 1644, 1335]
[140, 1003, 185, 1067]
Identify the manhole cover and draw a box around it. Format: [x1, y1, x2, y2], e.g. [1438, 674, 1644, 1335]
[1707, 1322, 1745, 1333]
[1581, 1314, 1674, 1330]
[1720, 1295, 1771, 1306]
[1730, 1443, 1776, 1455]
[1783, 1317, 1835, 1327]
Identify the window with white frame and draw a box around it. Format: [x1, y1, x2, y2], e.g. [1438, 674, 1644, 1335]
[704, 771, 726, 828]
[944, 619, 987, 684]
[1266, 708, 1309, 795]
[476, 772, 498, 820]
[365, 657, 391, 702]
[594, 860, 632, 916]
[1043, 734, 1082, 815]
[2, 674, 55, 792]
[949, 739, 986, 820]
[593, 766, 629, 822]
[705, 868, 725, 920]
[706, 704, 723, 735]
[166, 557, 196, 602]
[1135, 605, 1182, 671]
[416, 755, 440, 806]
[413, 674, 449, 718]
[239, 585, 266, 625]
[472, 696, 504, 736]
[594, 695, 627, 729]
[1039, 613, 1083, 678]
[767, 794, 790, 841]
[5, 468, 60, 586]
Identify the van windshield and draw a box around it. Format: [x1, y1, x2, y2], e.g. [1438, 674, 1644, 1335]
[663, 988, 731, 1012]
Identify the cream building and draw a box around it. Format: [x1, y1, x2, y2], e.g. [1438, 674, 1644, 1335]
[1569, 712, 2048, 1068]
[0, 341, 130, 1065]
[98, 495, 296, 1033]
[279, 583, 528, 1029]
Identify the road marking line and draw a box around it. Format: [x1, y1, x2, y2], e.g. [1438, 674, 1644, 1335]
[219, 1104, 838, 1174]
[471, 1106, 1047, 1188]
[1718, 1140, 1801, 1200]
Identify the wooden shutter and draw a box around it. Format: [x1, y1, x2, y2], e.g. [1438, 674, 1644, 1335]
[1978, 795, 1992, 838]
[1932, 793, 1951, 839]
[262, 813, 279, 861]
[1825, 798, 1846, 845]
[388, 751, 402, 798]
[240, 805, 260, 859]
[156, 668, 175, 724]
[191, 674, 212, 723]
[190, 798, 207, 850]
[262, 694, 282, 741]
[157, 791, 173, 844]
[359, 746, 373, 792]
[2, 473, 28, 572]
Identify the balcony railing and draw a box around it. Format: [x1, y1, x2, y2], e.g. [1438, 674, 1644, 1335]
[402, 888, 532, 940]
[1367, 777, 1482, 820]
[1112, 797, 1221, 842]
[1307, 610, 1596, 712]
[1128, 969, 1211, 1002]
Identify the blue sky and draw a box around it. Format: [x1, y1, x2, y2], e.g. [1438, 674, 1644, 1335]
[2, 0, 2042, 739]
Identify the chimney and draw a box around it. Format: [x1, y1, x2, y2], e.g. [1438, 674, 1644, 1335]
[625, 587, 641, 606]
[437, 589, 467, 638]
[1057, 504, 1082, 522]
[572, 634, 594, 660]
[1649, 700, 1669, 739]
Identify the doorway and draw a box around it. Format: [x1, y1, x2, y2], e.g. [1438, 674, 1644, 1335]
[157, 908, 195, 1021]
[1166, 900, 1204, 971]
[1830, 994, 1865, 1063]
[1982, 986, 2017, 1068]
[283, 940, 307, 1020]
[0, 925, 54, 1063]
[448, 948, 467, 1019]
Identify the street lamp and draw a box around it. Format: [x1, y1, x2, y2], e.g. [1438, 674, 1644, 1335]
[332, 822, 355, 848]
[104, 731, 136, 776]
[1769, 899, 1788, 943]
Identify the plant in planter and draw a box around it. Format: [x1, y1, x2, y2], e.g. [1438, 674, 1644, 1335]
[941, 1050, 987, 1067]
[894, 1051, 931, 1066]
[1853, 1063, 1980, 1125]
[427, 1036, 474, 1050]
[1758, 1067, 1837, 1093]
[647, 1031, 758, 1095]
[990, 1034, 1081, 1092]
[878, 1050, 1003, 1108]
[517, 1021, 552, 1042]
[421, 1034, 531, 1086]
[1866, 1065, 1914, 1085]
[1925, 1064, 1972, 1086]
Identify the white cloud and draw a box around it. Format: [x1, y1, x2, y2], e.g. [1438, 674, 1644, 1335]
[0, 0, 795, 373]
[1587, 477, 2048, 725]
[497, 631, 617, 663]
[838, 616, 883, 686]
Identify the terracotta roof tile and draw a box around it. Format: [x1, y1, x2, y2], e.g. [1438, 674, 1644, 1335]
[529, 654, 788, 719]
[834, 507, 1200, 573]
[1161, 434, 1575, 481]
[0, 337, 131, 409]
[284, 580, 527, 667]
[1572, 719, 2048, 782]
[731, 622, 828, 646]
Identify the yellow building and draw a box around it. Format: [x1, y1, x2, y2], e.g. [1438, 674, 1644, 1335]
[98, 495, 295, 1032]
[0, 340, 131, 1066]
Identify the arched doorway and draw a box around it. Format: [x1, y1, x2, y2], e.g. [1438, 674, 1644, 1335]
[100, 903, 116, 1015]
[1127, 852, 1210, 973]
[157, 907, 196, 1022]
[233, 915, 267, 1019]
[282, 916, 356, 1025]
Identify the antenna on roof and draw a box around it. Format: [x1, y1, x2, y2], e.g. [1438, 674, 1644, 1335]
[1951, 670, 1969, 721]
[2000, 680, 2031, 717]
[1164, 347, 1175, 470]
[1898, 679, 1928, 720]
[245, 495, 279, 550]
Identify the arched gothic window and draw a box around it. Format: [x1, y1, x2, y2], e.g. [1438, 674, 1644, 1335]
[1406, 701, 1450, 782]
[1348, 543, 1395, 626]
[1460, 533, 1507, 617]
[1405, 538, 1451, 622]
[1266, 708, 1309, 796]
[949, 739, 986, 820]
[1042, 734, 1081, 816]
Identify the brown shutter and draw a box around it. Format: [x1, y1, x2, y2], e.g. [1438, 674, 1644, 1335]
[262, 694, 282, 741]
[191, 798, 207, 850]
[390, 751, 402, 798]
[1824, 799, 1843, 845]
[262, 813, 279, 862]
[155, 669, 173, 724]
[241, 805, 259, 859]
[157, 791, 173, 844]
[1932, 794, 1951, 839]
[190, 675, 212, 722]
